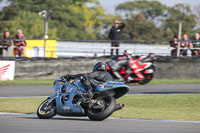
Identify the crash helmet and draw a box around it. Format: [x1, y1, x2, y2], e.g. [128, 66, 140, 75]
[123, 50, 132, 58]
[93, 62, 107, 72]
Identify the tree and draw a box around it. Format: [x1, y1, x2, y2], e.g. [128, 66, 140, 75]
[0, 0, 108, 40]
[2, 11, 57, 39]
[161, 4, 198, 39]
[115, 1, 198, 42]
[116, 1, 168, 21]
[115, 1, 166, 42]
[121, 14, 163, 42]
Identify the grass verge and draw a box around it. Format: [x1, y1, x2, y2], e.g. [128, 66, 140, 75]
[113, 94, 200, 121]
[0, 94, 199, 121]
[149, 78, 200, 85]
[0, 79, 54, 86]
[0, 79, 200, 86]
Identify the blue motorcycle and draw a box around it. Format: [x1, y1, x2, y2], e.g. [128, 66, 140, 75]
[37, 76, 130, 121]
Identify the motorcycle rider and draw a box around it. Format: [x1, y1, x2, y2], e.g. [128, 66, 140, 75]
[63, 62, 113, 97]
[107, 50, 132, 81]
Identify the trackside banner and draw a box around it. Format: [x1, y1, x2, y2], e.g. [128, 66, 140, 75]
[0, 61, 15, 80]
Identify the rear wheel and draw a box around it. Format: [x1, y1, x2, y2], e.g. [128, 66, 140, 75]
[87, 95, 116, 121]
[37, 99, 56, 119]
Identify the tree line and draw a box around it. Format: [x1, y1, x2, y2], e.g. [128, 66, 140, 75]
[0, 0, 199, 44]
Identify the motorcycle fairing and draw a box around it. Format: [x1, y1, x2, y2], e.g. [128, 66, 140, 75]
[54, 80, 86, 116]
[93, 81, 130, 99]
[74, 81, 129, 99]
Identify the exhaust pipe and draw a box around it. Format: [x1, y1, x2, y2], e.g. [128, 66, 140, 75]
[115, 103, 124, 111]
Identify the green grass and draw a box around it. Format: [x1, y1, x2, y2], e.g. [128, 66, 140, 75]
[0, 79, 54, 86]
[149, 78, 200, 84]
[0, 97, 45, 114]
[113, 94, 200, 121]
[0, 78, 200, 86]
[0, 94, 200, 121]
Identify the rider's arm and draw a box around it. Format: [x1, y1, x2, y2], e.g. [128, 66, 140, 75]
[63, 74, 83, 81]
[119, 22, 125, 30]
[87, 71, 99, 79]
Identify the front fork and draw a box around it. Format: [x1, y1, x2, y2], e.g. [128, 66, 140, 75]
[46, 90, 59, 105]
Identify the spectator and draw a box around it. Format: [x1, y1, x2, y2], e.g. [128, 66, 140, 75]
[108, 20, 125, 56]
[1, 31, 12, 56]
[191, 33, 200, 56]
[180, 34, 192, 56]
[169, 35, 178, 56]
[12, 29, 27, 57]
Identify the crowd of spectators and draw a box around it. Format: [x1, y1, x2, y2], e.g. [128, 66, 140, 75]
[170, 32, 200, 57]
[1, 28, 200, 57]
[0, 29, 26, 57]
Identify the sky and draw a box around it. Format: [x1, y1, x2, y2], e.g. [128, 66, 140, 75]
[98, 0, 200, 14]
[0, 0, 10, 10]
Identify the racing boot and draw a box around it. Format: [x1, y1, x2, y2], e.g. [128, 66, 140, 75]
[87, 89, 94, 99]
[84, 84, 93, 99]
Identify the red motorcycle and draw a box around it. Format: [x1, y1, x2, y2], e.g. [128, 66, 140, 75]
[106, 53, 156, 85]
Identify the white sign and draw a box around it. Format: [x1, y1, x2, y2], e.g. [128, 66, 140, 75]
[0, 61, 15, 80]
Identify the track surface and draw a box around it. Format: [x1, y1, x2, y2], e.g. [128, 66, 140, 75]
[0, 84, 200, 97]
[0, 113, 200, 133]
[1, 84, 200, 133]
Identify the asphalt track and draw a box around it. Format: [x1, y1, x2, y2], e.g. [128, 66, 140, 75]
[0, 84, 200, 97]
[0, 113, 200, 133]
[0, 84, 200, 133]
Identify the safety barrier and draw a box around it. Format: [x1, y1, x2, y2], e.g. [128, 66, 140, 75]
[1, 39, 200, 58]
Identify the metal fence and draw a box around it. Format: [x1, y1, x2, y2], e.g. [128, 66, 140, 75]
[0, 39, 200, 58]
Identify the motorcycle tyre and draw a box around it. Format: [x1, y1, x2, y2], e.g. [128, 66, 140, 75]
[138, 73, 154, 85]
[87, 95, 116, 121]
[37, 99, 56, 119]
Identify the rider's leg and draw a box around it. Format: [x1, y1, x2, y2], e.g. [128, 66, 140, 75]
[14, 48, 19, 57]
[80, 75, 93, 97]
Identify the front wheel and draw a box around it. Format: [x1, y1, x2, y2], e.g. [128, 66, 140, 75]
[37, 99, 56, 119]
[87, 95, 116, 121]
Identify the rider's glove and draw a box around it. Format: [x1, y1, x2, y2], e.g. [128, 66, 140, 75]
[80, 75, 87, 82]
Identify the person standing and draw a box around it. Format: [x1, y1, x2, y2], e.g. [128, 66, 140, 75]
[2, 31, 12, 56]
[108, 20, 125, 56]
[12, 29, 27, 57]
[191, 33, 200, 56]
[169, 35, 178, 56]
[180, 34, 192, 56]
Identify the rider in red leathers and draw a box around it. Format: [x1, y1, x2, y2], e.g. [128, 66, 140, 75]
[12, 29, 27, 57]
[107, 50, 150, 82]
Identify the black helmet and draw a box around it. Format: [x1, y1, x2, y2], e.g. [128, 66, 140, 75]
[93, 62, 107, 72]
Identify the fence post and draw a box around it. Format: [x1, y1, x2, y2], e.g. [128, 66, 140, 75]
[177, 13, 184, 57]
[39, 10, 51, 57]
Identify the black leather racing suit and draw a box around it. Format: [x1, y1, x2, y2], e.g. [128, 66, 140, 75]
[65, 71, 113, 92]
[81, 71, 113, 92]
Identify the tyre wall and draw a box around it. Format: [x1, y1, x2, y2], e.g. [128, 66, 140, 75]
[14, 57, 200, 79]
